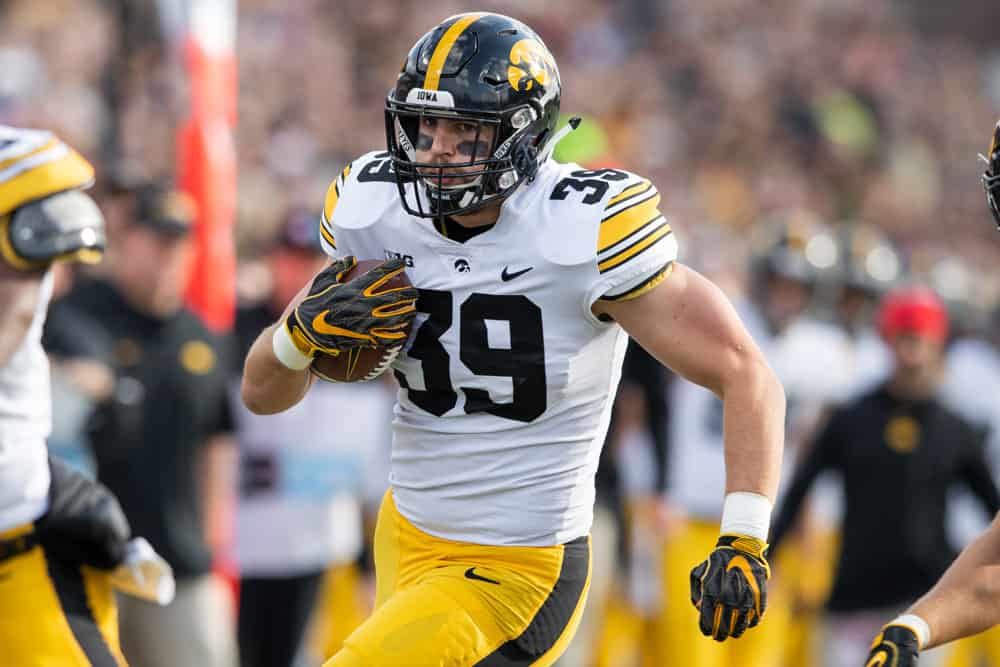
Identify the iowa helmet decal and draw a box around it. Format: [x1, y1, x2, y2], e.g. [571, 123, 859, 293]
[385, 13, 562, 219]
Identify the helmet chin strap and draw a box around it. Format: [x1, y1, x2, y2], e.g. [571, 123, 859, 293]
[423, 176, 481, 215]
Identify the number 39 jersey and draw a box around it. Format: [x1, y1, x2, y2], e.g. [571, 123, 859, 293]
[320, 151, 677, 546]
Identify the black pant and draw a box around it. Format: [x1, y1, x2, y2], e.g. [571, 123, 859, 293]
[238, 570, 324, 667]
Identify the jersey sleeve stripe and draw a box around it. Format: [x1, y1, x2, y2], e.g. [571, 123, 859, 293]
[601, 187, 659, 223]
[319, 221, 336, 249]
[598, 194, 662, 253]
[0, 145, 95, 216]
[606, 180, 652, 207]
[598, 222, 672, 273]
[598, 213, 664, 261]
[601, 261, 674, 301]
[0, 137, 59, 173]
[322, 164, 353, 226]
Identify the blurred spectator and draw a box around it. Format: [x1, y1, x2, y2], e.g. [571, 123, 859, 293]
[826, 222, 903, 395]
[3, 0, 999, 268]
[55, 183, 238, 667]
[769, 286, 1000, 667]
[231, 209, 394, 667]
[43, 263, 116, 475]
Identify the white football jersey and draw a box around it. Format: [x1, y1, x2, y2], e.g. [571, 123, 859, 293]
[320, 151, 677, 546]
[0, 270, 53, 532]
[0, 125, 95, 531]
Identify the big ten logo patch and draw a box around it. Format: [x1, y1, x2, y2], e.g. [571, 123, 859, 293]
[507, 39, 557, 93]
[385, 249, 414, 267]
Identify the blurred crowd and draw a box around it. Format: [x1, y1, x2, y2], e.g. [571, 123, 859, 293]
[4, 0, 1000, 665]
[4, 0, 1000, 274]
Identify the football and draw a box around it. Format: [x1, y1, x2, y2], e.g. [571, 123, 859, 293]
[309, 259, 413, 383]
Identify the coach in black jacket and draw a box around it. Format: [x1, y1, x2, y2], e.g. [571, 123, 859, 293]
[769, 286, 1000, 667]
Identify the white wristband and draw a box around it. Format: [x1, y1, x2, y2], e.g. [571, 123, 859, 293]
[272, 324, 313, 371]
[720, 492, 772, 541]
[889, 614, 930, 649]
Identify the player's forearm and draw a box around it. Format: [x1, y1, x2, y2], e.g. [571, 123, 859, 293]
[240, 323, 314, 414]
[909, 515, 1000, 648]
[721, 353, 785, 502]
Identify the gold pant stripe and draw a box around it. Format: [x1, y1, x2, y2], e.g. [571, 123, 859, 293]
[475, 536, 591, 666]
[0, 524, 127, 666]
[46, 548, 127, 666]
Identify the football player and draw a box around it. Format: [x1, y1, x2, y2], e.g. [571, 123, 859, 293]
[863, 122, 1000, 667]
[241, 13, 786, 665]
[0, 125, 132, 665]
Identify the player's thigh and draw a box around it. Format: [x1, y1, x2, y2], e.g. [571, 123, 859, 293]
[371, 490, 402, 609]
[0, 525, 126, 666]
[326, 540, 591, 667]
[323, 580, 498, 667]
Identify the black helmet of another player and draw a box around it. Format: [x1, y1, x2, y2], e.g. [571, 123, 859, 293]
[749, 209, 837, 330]
[836, 223, 903, 295]
[832, 223, 904, 332]
[750, 209, 837, 288]
[385, 13, 561, 219]
[909, 249, 994, 339]
[982, 120, 1000, 230]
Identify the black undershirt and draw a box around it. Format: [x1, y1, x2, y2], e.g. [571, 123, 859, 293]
[435, 216, 494, 243]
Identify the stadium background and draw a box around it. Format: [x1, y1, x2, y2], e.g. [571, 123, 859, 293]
[4, 0, 1000, 665]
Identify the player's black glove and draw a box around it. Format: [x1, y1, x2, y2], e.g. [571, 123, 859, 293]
[35, 456, 131, 570]
[865, 624, 921, 667]
[690, 534, 770, 641]
[982, 120, 1000, 230]
[284, 256, 417, 357]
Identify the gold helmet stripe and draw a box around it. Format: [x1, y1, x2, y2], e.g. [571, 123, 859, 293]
[423, 13, 487, 91]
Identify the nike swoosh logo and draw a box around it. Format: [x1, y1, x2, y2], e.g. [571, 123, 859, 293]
[726, 555, 762, 615]
[501, 266, 532, 281]
[311, 312, 372, 340]
[464, 567, 500, 585]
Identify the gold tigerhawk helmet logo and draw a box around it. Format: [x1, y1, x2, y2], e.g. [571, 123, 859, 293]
[507, 39, 557, 92]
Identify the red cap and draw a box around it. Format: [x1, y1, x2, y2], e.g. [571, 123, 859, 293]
[877, 286, 949, 342]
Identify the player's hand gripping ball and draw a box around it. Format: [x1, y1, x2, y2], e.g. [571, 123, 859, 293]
[284, 256, 417, 382]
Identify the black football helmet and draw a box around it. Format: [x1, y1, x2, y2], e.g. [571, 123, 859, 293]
[385, 13, 562, 219]
[749, 209, 838, 288]
[982, 120, 1000, 230]
[836, 222, 903, 296]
